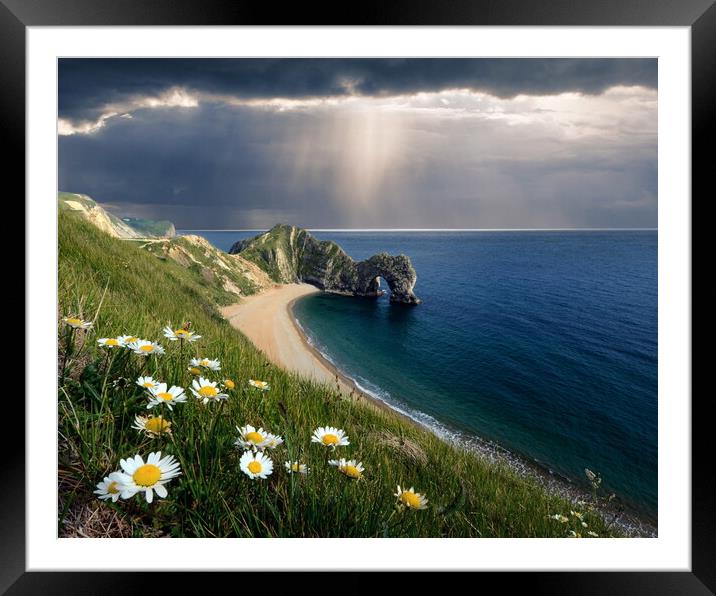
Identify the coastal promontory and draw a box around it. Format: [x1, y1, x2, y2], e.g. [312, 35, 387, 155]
[230, 224, 421, 304]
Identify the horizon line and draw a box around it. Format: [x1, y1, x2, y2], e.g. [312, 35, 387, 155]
[178, 227, 658, 232]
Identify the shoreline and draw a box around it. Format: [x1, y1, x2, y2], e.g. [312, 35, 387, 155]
[222, 284, 657, 537]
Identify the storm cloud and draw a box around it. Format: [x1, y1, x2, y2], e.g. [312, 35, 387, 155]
[58, 58, 657, 122]
[58, 59, 657, 229]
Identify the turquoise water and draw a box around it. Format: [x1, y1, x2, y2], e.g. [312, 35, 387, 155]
[181, 229, 658, 518]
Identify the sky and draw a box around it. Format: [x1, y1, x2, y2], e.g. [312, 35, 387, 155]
[58, 59, 657, 229]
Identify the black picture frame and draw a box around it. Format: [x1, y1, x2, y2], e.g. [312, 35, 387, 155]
[10, 0, 711, 592]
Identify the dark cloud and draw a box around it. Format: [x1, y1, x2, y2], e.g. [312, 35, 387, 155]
[58, 95, 657, 229]
[58, 58, 657, 122]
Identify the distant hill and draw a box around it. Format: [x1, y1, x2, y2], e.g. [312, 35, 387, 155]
[58, 192, 175, 239]
[121, 217, 176, 239]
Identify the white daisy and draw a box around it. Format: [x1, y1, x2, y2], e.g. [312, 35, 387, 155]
[263, 433, 284, 450]
[128, 339, 165, 356]
[248, 379, 270, 391]
[394, 485, 429, 510]
[136, 376, 160, 390]
[117, 334, 140, 347]
[311, 426, 350, 449]
[63, 316, 92, 330]
[94, 471, 126, 502]
[284, 461, 309, 475]
[587, 531, 599, 537]
[550, 513, 570, 523]
[234, 425, 270, 450]
[118, 451, 182, 503]
[147, 383, 187, 410]
[132, 414, 172, 437]
[239, 450, 274, 480]
[190, 377, 228, 404]
[97, 337, 121, 348]
[189, 357, 221, 371]
[163, 326, 202, 342]
[329, 458, 364, 479]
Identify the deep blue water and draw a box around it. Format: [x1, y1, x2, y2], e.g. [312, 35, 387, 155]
[180, 229, 658, 517]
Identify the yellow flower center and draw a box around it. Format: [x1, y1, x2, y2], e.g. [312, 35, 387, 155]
[189, 367, 201, 375]
[145, 417, 170, 433]
[157, 392, 173, 401]
[140, 344, 155, 352]
[199, 385, 218, 398]
[126, 337, 138, 343]
[143, 382, 155, 388]
[105, 338, 119, 346]
[200, 359, 210, 366]
[322, 434, 339, 445]
[133, 464, 161, 487]
[245, 431, 264, 443]
[400, 491, 422, 508]
[224, 379, 235, 389]
[291, 463, 301, 472]
[341, 465, 362, 479]
[175, 329, 189, 336]
[248, 461, 262, 474]
[107, 481, 120, 494]
[65, 317, 82, 326]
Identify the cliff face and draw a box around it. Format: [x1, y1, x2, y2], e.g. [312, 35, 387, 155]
[230, 224, 421, 304]
[58, 192, 176, 239]
[59, 192, 143, 239]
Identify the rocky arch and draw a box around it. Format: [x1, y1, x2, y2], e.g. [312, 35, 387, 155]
[354, 253, 421, 305]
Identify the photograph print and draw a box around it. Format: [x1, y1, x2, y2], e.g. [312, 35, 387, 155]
[57, 58, 657, 539]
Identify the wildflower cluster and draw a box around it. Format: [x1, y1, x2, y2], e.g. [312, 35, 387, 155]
[64, 316, 429, 522]
[95, 451, 181, 503]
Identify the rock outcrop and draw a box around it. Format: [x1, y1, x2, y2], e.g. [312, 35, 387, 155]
[230, 224, 421, 304]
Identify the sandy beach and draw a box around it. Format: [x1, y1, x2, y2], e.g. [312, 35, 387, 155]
[221, 283, 379, 407]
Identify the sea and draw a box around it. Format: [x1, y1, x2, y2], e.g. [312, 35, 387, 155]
[179, 229, 658, 520]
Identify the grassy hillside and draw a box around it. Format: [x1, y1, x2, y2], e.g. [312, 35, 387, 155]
[58, 211, 617, 538]
[140, 234, 272, 303]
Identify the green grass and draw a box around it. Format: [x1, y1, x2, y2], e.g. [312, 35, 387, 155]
[140, 235, 261, 303]
[58, 211, 619, 538]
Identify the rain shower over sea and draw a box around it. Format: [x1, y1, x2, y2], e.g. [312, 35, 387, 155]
[182, 229, 657, 519]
